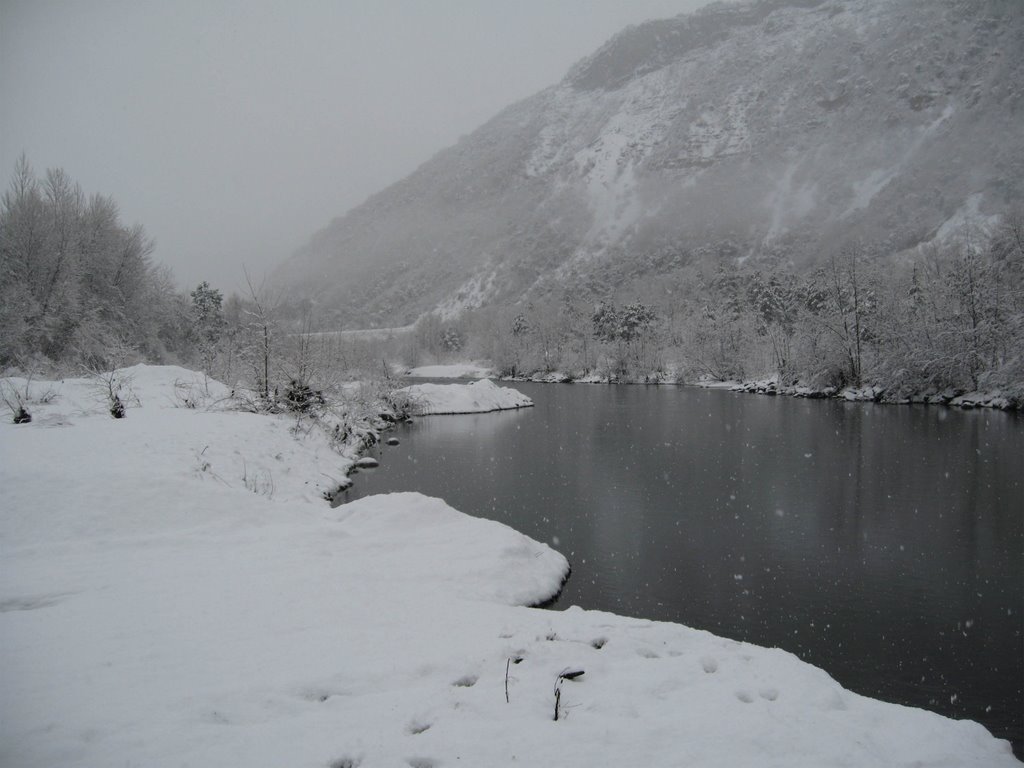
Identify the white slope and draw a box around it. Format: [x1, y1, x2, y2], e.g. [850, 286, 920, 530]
[0, 366, 1016, 767]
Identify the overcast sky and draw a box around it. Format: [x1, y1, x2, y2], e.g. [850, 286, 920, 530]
[2, 0, 709, 294]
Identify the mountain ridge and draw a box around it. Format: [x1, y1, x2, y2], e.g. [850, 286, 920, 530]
[274, 0, 1024, 328]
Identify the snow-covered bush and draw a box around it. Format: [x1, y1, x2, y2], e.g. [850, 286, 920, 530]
[283, 378, 325, 413]
[0, 379, 32, 423]
[86, 367, 135, 419]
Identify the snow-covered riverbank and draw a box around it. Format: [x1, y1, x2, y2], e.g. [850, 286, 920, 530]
[405, 363, 494, 379]
[694, 377, 1022, 409]
[1, 366, 1017, 766]
[400, 378, 533, 415]
[419, 359, 1021, 410]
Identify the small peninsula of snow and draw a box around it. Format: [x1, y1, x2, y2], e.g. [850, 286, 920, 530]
[405, 362, 494, 379]
[401, 378, 533, 415]
[0, 366, 1016, 767]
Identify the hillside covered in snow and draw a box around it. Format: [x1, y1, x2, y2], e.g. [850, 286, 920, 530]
[274, 0, 1024, 328]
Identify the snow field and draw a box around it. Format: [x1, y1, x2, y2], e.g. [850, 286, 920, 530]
[0, 366, 1016, 766]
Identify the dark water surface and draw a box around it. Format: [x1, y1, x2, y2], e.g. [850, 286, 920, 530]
[341, 382, 1023, 752]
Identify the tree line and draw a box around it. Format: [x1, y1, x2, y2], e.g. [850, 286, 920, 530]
[0, 156, 188, 369]
[0, 158, 346, 406]
[409, 222, 1024, 398]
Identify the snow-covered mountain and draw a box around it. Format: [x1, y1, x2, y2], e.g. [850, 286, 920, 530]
[275, 0, 1024, 328]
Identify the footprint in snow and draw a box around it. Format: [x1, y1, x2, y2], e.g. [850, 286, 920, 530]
[301, 687, 342, 703]
[452, 675, 477, 688]
[0, 593, 71, 612]
[407, 721, 431, 735]
[700, 657, 719, 674]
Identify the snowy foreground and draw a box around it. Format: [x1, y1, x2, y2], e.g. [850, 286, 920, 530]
[400, 378, 533, 415]
[1, 367, 1016, 767]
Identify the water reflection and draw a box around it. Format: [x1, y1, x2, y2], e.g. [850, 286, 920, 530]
[345, 383, 1023, 751]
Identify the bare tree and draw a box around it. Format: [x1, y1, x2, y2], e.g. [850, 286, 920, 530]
[243, 269, 279, 404]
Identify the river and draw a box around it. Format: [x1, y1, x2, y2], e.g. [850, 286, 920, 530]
[339, 381, 1023, 753]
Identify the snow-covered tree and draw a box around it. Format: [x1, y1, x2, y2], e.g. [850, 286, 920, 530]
[0, 157, 198, 370]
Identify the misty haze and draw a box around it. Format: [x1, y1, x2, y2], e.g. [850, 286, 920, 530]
[1, 1, 1021, 766]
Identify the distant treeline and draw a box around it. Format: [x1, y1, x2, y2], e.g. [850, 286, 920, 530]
[407, 220, 1024, 398]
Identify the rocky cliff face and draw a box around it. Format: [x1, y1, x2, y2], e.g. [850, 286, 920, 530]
[275, 0, 1024, 328]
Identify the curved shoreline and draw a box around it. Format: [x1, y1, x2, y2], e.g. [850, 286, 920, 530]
[494, 371, 1022, 410]
[527, 564, 572, 609]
